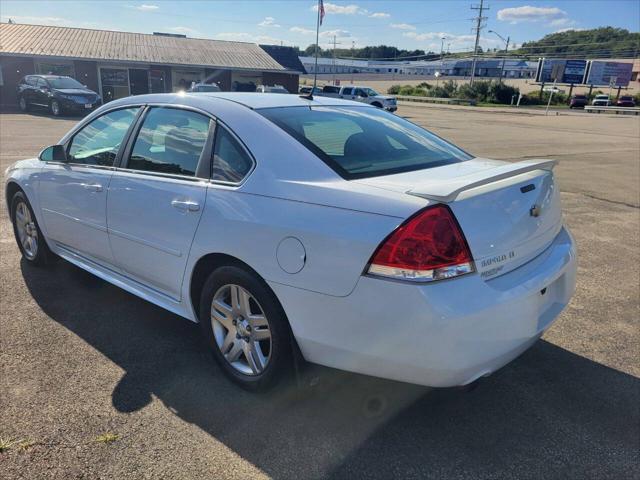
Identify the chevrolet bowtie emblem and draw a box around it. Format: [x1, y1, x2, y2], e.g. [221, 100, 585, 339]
[530, 205, 542, 217]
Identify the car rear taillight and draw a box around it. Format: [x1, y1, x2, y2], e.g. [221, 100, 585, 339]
[367, 205, 474, 282]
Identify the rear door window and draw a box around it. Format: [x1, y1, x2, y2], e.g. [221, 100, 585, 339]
[212, 127, 254, 183]
[127, 107, 211, 177]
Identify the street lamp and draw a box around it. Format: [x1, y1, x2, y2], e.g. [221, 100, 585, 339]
[488, 30, 510, 83]
[440, 36, 446, 74]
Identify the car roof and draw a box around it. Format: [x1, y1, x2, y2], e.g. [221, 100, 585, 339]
[117, 92, 371, 110]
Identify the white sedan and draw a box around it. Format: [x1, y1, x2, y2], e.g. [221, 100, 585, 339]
[5, 93, 577, 391]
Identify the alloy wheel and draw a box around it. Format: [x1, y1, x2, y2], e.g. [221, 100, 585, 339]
[210, 284, 272, 376]
[15, 201, 38, 259]
[51, 101, 60, 116]
[19, 97, 27, 111]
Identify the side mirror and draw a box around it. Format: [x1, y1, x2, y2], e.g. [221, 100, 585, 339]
[39, 145, 67, 162]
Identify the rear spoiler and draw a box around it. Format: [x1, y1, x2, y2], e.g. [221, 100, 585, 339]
[407, 159, 557, 203]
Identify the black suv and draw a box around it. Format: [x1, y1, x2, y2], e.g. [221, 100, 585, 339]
[17, 75, 102, 116]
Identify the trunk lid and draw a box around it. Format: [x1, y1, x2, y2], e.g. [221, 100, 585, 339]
[355, 158, 563, 280]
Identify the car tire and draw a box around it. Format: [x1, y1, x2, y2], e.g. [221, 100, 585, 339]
[50, 100, 62, 116]
[10, 191, 53, 267]
[18, 96, 30, 112]
[199, 264, 293, 391]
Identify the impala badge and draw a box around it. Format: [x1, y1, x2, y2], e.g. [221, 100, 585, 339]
[530, 204, 542, 217]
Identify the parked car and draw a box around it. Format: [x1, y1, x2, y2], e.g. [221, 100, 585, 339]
[187, 83, 221, 93]
[5, 92, 577, 391]
[299, 86, 322, 95]
[592, 94, 610, 106]
[569, 94, 588, 109]
[17, 75, 102, 116]
[318, 85, 397, 112]
[616, 95, 636, 107]
[256, 85, 290, 94]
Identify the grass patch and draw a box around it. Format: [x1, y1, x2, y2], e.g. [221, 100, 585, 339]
[18, 440, 36, 451]
[0, 437, 16, 453]
[95, 432, 119, 444]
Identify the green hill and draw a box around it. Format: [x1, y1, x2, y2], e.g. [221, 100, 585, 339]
[515, 27, 639, 58]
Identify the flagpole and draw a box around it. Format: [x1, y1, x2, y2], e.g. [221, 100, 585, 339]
[312, 0, 321, 94]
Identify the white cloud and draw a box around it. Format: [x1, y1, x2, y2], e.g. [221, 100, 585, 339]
[135, 4, 159, 11]
[290, 26, 315, 35]
[320, 29, 352, 38]
[0, 14, 110, 29]
[215, 32, 283, 45]
[497, 5, 567, 24]
[258, 16, 280, 28]
[390, 23, 416, 30]
[369, 12, 390, 18]
[168, 26, 199, 35]
[404, 31, 500, 51]
[555, 27, 584, 33]
[312, 2, 364, 15]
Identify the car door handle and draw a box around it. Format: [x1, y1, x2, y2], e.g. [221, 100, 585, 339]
[171, 199, 200, 212]
[81, 183, 103, 192]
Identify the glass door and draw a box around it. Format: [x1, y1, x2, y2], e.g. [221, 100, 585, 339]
[100, 68, 129, 102]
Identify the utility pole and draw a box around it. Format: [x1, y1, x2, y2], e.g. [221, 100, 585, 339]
[469, 0, 488, 85]
[351, 40, 355, 84]
[331, 35, 341, 85]
[440, 36, 446, 74]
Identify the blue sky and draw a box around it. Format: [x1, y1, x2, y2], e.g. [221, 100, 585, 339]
[2, 1, 639, 53]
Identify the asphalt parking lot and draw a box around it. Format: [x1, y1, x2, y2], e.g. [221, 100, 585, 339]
[1, 105, 638, 479]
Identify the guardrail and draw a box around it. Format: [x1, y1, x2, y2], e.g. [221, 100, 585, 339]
[584, 105, 640, 115]
[394, 95, 477, 106]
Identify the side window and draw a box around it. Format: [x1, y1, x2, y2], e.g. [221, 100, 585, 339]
[67, 108, 139, 166]
[36, 78, 48, 88]
[25, 76, 37, 86]
[128, 108, 211, 177]
[212, 127, 253, 183]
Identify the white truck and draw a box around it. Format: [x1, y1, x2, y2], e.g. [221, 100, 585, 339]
[318, 85, 397, 112]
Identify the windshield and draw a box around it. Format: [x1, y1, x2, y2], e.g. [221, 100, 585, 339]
[258, 106, 472, 179]
[48, 77, 85, 89]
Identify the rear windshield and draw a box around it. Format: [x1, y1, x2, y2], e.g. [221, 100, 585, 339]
[48, 77, 84, 89]
[259, 106, 472, 179]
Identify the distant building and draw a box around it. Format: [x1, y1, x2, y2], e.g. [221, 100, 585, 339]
[299, 56, 537, 79]
[0, 23, 300, 107]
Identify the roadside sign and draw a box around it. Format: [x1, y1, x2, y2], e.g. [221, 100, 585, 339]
[543, 87, 563, 93]
[586, 61, 632, 87]
[536, 59, 587, 84]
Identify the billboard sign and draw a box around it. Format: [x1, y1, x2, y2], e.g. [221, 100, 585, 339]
[562, 60, 588, 84]
[586, 61, 633, 87]
[536, 59, 587, 84]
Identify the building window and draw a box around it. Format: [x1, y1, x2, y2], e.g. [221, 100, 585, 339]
[172, 70, 203, 92]
[36, 62, 74, 77]
[0, 64, 3, 87]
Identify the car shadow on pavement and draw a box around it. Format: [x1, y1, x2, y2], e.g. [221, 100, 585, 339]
[21, 259, 639, 480]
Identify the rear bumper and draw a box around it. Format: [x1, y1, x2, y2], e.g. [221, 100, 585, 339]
[272, 226, 577, 387]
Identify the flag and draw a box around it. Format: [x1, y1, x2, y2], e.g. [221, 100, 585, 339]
[319, 0, 325, 25]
